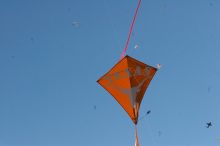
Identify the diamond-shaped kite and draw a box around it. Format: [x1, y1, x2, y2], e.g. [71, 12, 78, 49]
[97, 55, 157, 124]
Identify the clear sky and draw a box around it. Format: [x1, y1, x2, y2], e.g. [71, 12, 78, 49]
[0, 0, 220, 146]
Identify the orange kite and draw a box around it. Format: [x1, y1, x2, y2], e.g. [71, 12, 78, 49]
[97, 55, 157, 145]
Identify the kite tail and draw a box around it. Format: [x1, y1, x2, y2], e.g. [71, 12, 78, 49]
[135, 125, 140, 146]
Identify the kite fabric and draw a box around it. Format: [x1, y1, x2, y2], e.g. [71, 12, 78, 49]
[97, 55, 157, 124]
[97, 55, 157, 146]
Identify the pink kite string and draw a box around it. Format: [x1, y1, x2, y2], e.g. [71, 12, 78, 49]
[120, 0, 142, 59]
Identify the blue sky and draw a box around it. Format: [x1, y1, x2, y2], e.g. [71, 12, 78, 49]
[0, 0, 220, 146]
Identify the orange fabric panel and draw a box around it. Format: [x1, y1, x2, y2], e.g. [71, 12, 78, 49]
[97, 56, 157, 124]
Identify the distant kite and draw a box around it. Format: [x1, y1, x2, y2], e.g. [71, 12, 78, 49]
[146, 110, 151, 115]
[134, 44, 139, 49]
[206, 122, 212, 128]
[72, 21, 80, 27]
[156, 64, 162, 69]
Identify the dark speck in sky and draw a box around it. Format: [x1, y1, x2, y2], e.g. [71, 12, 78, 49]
[206, 122, 212, 128]
[208, 86, 211, 93]
[158, 131, 162, 137]
[146, 110, 151, 115]
[209, 2, 214, 7]
[163, 3, 167, 8]
[30, 37, 34, 42]
[72, 21, 80, 27]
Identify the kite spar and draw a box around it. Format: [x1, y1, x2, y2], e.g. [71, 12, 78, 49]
[97, 0, 158, 145]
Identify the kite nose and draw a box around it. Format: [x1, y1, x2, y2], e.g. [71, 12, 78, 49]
[132, 118, 138, 125]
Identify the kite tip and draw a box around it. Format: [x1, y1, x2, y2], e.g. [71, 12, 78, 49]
[120, 54, 125, 60]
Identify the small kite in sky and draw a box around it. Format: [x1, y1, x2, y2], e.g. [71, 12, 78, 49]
[208, 86, 211, 93]
[72, 21, 80, 27]
[206, 122, 212, 128]
[30, 37, 34, 41]
[138, 110, 152, 121]
[156, 64, 162, 69]
[158, 131, 162, 137]
[209, 2, 214, 6]
[134, 44, 139, 49]
[146, 110, 151, 115]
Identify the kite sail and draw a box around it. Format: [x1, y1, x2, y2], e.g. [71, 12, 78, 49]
[97, 55, 157, 124]
[97, 56, 157, 145]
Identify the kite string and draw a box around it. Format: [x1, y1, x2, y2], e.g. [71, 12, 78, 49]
[121, 0, 142, 59]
